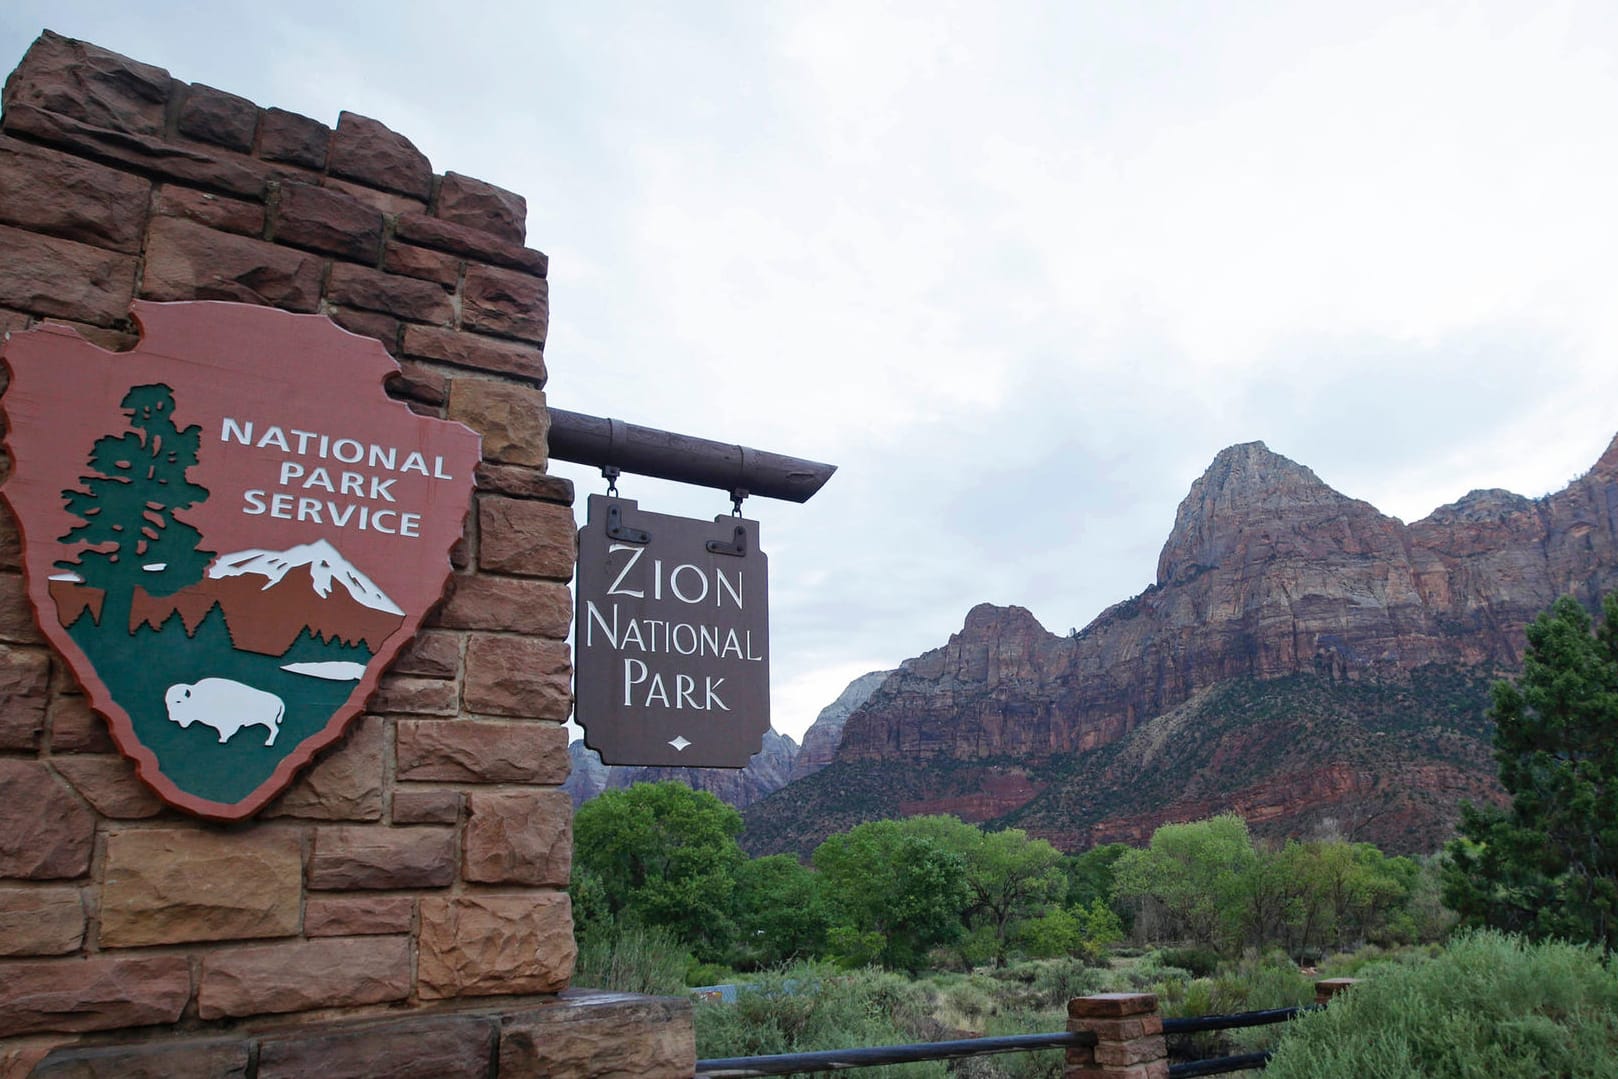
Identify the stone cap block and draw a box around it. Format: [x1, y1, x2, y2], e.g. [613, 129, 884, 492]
[329, 111, 432, 199]
[435, 171, 526, 244]
[3, 30, 171, 136]
[1069, 993, 1159, 1018]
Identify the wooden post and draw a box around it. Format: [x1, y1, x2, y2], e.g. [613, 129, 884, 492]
[1065, 993, 1167, 1079]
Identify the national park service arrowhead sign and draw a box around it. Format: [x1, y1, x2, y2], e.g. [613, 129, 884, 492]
[0, 301, 481, 820]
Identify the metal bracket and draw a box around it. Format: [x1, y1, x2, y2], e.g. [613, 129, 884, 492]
[606, 504, 649, 544]
[707, 523, 748, 558]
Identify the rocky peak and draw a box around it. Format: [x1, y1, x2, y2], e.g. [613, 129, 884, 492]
[789, 669, 894, 782]
[1595, 431, 1618, 478]
[1157, 442, 1381, 586]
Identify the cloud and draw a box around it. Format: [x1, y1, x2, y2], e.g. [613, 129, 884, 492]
[7, 2, 1618, 743]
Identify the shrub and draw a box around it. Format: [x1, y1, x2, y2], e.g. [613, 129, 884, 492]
[1266, 931, 1618, 1079]
[693, 964, 948, 1077]
[572, 923, 691, 996]
[1158, 946, 1222, 979]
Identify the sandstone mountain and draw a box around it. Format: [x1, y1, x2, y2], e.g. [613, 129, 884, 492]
[744, 435, 1618, 857]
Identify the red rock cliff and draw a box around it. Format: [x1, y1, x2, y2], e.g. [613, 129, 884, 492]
[835, 436, 1618, 767]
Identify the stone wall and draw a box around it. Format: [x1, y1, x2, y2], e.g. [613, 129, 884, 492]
[0, 30, 692, 1076]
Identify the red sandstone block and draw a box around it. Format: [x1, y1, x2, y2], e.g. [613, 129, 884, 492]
[390, 630, 461, 679]
[0, 643, 50, 750]
[464, 635, 572, 719]
[447, 378, 548, 467]
[177, 83, 258, 152]
[0, 760, 94, 880]
[371, 674, 460, 715]
[0, 307, 30, 334]
[154, 184, 264, 236]
[435, 574, 571, 637]
[474, 462, 574, 504]
[0, 887, 85, 956]
[497, 993, 699, 1078]
[98, 827, 303, 947]
[394, 211, 548, 276]
[39, 317, 138, 352]
[0, 954, 190, 1036]
[4, 103, 268, 199]
[383, 241, 462, 286]
[262, 714, 384, 822]
[329, 111, 432, 199]
[1093, 1035, 1166, 1067]
[399, 323, 545, 383]
[272, 181, 384, 262]
[326, 262, 453, 325]
[326, 305, 400, 351]
[259, 106, 330, 169]
[257, 1015, 495, 1079]
[477, 496, 576, 579]
[142, 216, 322, 311]
[435, 171, 526, 244]
[52, 755, 165, 818]
[3, 31, 171, 137]
[388, 361, 450, 405]
[307, 825, 457, 890]
[392, 787, 464, 824]
[304, 895, 415, 937]
[417, 893, 574, 999]
[0, 135, 151, 253]
[323, 175, 427, 217]
[1079, 1016, 1164, 1040]
[395, 719, 569, 784]
[0, 223, 136, 327]
[463, 789, 572, 886]
[33, 1037, 251, 1078]
[48, 693, 114, 753]
[462, 263, 548, 343]
[1070, 993, 1159, 1019]
[197, 936, 411, 1019]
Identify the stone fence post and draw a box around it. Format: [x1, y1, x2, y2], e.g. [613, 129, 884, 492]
[1315, 977, 1358, 1005]
[1065, 992, 1166, 1079]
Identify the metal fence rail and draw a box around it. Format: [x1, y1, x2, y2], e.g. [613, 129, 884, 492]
[695, 1029, 1095, 1076]
[695, 1004, 1317, 1077]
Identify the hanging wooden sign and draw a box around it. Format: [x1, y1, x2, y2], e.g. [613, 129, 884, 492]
[0, 300, 480, 820]
[574, 494, 770, 767]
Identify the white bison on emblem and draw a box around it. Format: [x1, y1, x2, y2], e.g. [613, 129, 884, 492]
[164, 679, 285, 747]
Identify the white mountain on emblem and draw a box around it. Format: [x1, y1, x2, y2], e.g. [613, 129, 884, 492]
[209, 539, 405, 615]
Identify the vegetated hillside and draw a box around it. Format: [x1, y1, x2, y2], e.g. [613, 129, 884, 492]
[743, 433, 1618, 857]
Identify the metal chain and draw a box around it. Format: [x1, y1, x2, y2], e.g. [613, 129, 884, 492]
[602, 465, 621, 498]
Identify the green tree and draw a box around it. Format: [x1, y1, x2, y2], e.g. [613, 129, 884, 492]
[572, 781, 746, 962]
[1112, 814, 1257, 951]
[812, 819, 969, 972]
[901, 816, 1066, 967]
[732, 853, 829, 967]
[1444, 592, 1618, 950]
[57, 384, 212, 633]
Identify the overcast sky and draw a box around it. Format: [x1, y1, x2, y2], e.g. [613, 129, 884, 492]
[5, 3, 1618, 743]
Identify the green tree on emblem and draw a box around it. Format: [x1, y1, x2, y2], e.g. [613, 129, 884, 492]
[57, 384, 212, 633]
